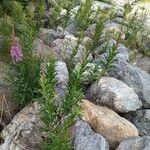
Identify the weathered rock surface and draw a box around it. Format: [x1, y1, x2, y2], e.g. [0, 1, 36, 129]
[116, 136, 150, 150]
[131, 54, 150, 74]
[81, 100, 139, 149]
[109, 57, 150, 108]
[91, 1, 112, 12]
[55, 61, 69, 106]
[87, 77, 142, 113]
[0, 102, 42, 150]
[126, 110, 150, 136]
[94, 40, 129, 61]
[52, 34, 92, 62]
[73, 120, 109, 150]
[39, 28, 64, 46]
[108, 0, 136, 7]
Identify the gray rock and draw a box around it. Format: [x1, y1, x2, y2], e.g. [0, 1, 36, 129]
[115, 7, 124, 17]
[39, 28, 64, 46]
[116, 136, 150, 150]
[112, 17, 124, 24]
[103, 22, 126, 40]
[52, 34, 92, 63]
[74, 62, 102, 85]
[86, 77, 142, 113]
[85, 24, 96, 39]
[73, 120, 109, 150]
[127, 110, 150, 136]
[131, 53, 150, 74]
[55, 61, 69, 106]
[108, 0, 136, 7]
[91, 1, 112, 12]
[109, 57, 150, 108]
[0, 102, 42, 150]
[65, 22, 77, 36]
[94, 40, 129, 61]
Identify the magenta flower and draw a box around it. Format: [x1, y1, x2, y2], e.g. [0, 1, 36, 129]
[10, 39, 23, 63]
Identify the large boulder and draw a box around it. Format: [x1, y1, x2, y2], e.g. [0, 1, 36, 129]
[126, 110, 150, 136]
[116, 136, 150, 150]
[73, 120, 109, 150]
[109, 57, 150, 108]
[86, 77, 142, 113]
[0, 102, 42, 150]
[81, 100, 139, 149]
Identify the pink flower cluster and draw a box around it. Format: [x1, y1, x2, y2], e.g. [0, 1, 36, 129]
[10, 39, 23, 63]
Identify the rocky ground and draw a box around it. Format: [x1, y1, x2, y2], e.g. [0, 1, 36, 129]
[0, 0, 150, 150]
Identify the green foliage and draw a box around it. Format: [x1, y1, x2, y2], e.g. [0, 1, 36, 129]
[0, 0, 13, 16]
[0, 16, 13, 55]
[8, 25, 42, 108]
[48, 0, 76, 29]
[90, 13, 106, 50]
[48, 0, 62, 29]
[75, 0, 93, 31]
[39, 57, 74, 149]
[100, 44, 118, 76]
[122, 4, 150, 56]
[62, 0, 77, 28]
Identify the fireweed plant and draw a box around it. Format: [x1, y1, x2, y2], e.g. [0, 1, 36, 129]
[8, 25, 42, 108]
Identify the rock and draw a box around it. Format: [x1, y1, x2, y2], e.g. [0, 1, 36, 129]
[85, 24, 96, 39]
[55, 61, 69, 106]
[81, 100, 139, 149]
[86, 77, 142, 113]
[52, 34, 92, 63]
[39, 28, 64, 46]
[115, 7, 124, 17]
[116, 136, 150, 150]
[117, 43, 129, 61]
[108, 0, 136, 7]
[94, 39, 129, 61]
[91, 1, 112, 12]
[127, 110, 150, 136]
[103, 22, 126, 40]
[74, 62, 103, 85]
[33, 38, 52, 55]
[70, 5, 80, 19]
[33, 38, 66, 61]
[0, 102, 42, 150]
[131, 53, 150, 74]
[109, 58, 150, 108]
[65, 22, 77, 36]
[73, 120, 109, 150]
[112, 17, 124, 24]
